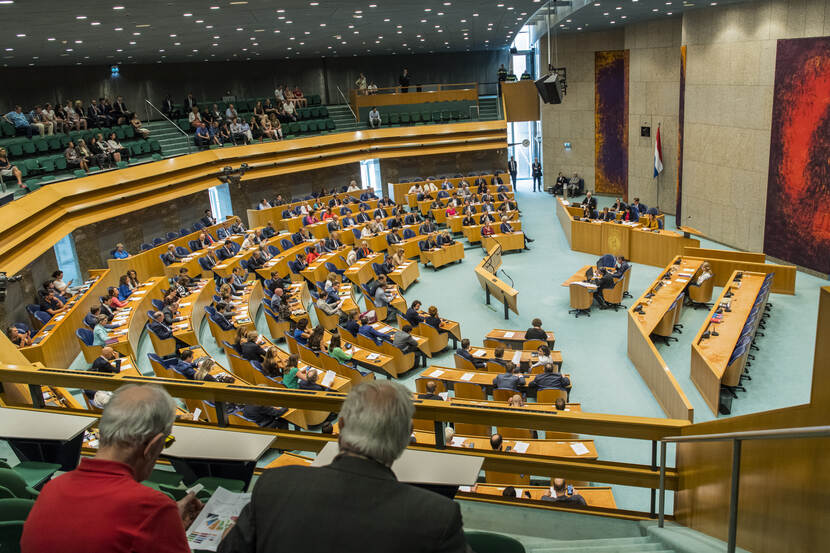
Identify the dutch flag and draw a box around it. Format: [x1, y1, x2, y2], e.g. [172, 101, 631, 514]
[653, 125, 663, 178]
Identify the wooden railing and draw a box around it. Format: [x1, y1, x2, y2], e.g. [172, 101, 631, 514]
[0, 122, 507, 275]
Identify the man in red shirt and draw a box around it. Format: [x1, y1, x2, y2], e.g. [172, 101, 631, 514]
[21, 384, 203, 553]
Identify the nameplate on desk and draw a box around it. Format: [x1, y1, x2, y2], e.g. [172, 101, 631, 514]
[428, 369, 445, 378]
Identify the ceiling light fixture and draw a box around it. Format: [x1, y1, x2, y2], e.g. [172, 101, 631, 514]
[113, 5, 125, 9]
[76, 15, 87, 19]
[183, 13, 192, 17]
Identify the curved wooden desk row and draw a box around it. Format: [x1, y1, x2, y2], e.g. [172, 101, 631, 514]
[681, 247, 796, 295]
[0, 364, 689, 441]
[627, 256, 700, 422]
[20, 268, 117, 369]
[0, 121, 508, 275]
[555, 198, 701, 268]
[690, 271, 768, 415]
[106, 217, 244, 281]
[247, 188, 378, 229]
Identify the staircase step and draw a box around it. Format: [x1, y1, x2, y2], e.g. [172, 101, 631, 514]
[531, 539, 672, 553]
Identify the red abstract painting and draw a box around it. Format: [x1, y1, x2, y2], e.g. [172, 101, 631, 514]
[764, 37, 830, 274]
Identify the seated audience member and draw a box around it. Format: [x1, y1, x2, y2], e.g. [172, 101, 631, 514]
[161, 244, 183, 266]
[392, 324, 419, 355]
[307, 325, 326, 353]
[529, 363, 571, 393]
[8, 326, 32, 348]
[64, 140, 89, 173]
[91, 346, 122, 374]
[218, 381, 466, 552]
[194, 122, 210, 150]
[525, 318, 547, 341]
[328, 334, 353, 364]
[542, 478, 587, 507]
[492, 362, 525, 391]
[372, 274, 398, 322]
[281, 354, 307, 389]
[299, 369, 328, 391]
[693, 261, 714, 286]
[148, 311, 189, 350]
[107, 286, 128, 309]
[456, 338, 485, 368]
[112, 243, 130, 259]
[568, 173, 582, 195]
[405, 299, 424, 327]
[173, 349, 198, 379]
[358, 316, 392, 346]
[342, 311, 361, 336]
[598, 207, 615, 221]
[92, 315, 112, 346]
[581, 191, 597, 211]
[418, 380, 444, 401]
[490, 433, 503, 451]
[531, 345, 554, 369]
[0, 147, 26, 189]
[240, 331, 267, 362]
[242, 396, 290, 429]
[503, 486, 532, 499]
[131, 115, 151, 139]
[292, 318, 312, 345]
[368, 106, 381, 128]
[21, 385, 203, 553]
[646, 212, 663, 230]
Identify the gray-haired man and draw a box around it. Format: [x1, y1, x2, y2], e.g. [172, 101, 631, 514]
[22, 384, 203, 552]
[219, 381, 468, 552]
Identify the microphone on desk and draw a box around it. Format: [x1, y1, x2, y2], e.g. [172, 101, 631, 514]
[702, 331, 711, 340]
[724, 291, 733, 298]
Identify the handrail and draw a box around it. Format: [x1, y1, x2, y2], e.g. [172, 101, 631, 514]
[658, 425, 830, 552]
[144, 99, 192, 153]
[335, 86, 357, 120]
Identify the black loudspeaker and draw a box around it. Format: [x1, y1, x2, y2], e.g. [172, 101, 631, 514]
[535, 73, 564, 104]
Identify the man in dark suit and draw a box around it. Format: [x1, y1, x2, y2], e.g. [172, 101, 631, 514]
[91, 347, 121, 374]
[298, 369, 327, 391]
[148, 311, 189, 351]
[542, 478, 587, 507]
[212, 303, 236, 331]
[342, 311, 361, 337]
[241, 404, 289, 429]
[492, 362, 525, 391]
[218, 381, 467, 553]
[417, 380, 444, 401]
[358, 317, 392, 346]
[581, 191, 597, 211]
[161, 244, 184, 266]
[419, 220, 436, 235]
[529, 363, 571, 393]
[183, 93, 198, 112]
[508, 156, 518, 186]
[240, 331, 267, 362]
[531, 158, 542, 192]
[200, 209, 216, 228]
[216, 240, 236, 261]
[456, 338, 485, 369]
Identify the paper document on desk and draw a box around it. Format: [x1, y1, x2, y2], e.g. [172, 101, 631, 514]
[511, 351, 522, 364]
[321, 370, 336, 388]
[438, 392, 450, 400]
[366, 353, 379, 360]
[428, 369, 444, 378]
[574, 281, 598, 289]
[512, 441, 530, 454]
[186, 487, 252, 552]
[675, 278, 690, 283]
[450, 437, 467, 447]
[378, 325, 394, 333]
[458, 485, 473, 493]
[460, 372, 475, 381]
[179, 302, 192, 307]
[472, 350, 487, 357]
[503, 331, 515, 338]
[570, 442, 590, 456]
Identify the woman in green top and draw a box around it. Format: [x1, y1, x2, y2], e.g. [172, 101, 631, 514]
[328, 334, 353, 363]
[281, 353, 306, 389]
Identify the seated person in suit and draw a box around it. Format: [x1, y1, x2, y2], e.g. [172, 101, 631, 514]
[462, 214, 476, 227]
[85, 305, 116, 328]
[479, 211, 496, 225]
[581, 205, 599, 220]
[481, 221, 496, 237]
[492, 362, 525, 391]
[172, 349, 199, 379]
[609, 256, 630, 279]
[598, 207, 615, 221]
[247, 251, 266, 272]
[240, 331, 267, 362]
[456, 338, 485, 369]
[423, 305, 449, 335]
[611, 197, 627, 213]
[420, 233, 439, 251]
[92, 347, 122, 374]
[261, 222, 277, 239]
[438, 230, 454, 246]
[201, 209, 217, 227]
[499, 216, 533, 249]
[216, 239, 237, 260]
[386, 229, 403, 246]
[161, 244, 184, 266]
[298, 369, 328, 392]
[219, 381, 467, 552]
[358, 316, 392, 346]
[588, 267, 616, 307]
[542, 478, 587, 507]
[418, 220, 436, 235]
[161, 300, 182, 325]
[229, 266, 248, 292]
[418, 380, 444, 401]
[490, 433, 503, 451]
[230, 219, 246, 234]
[490, 347, 508, 368]
[292, 318, 312, 345]
[529, 363, 571, 393]
[405, 299, 424, 327]
[356, 241, 374, 260]
[581, 191, 597, 211]
[242, 400, 290, 429]
[342, 311, 361, 337]
[325, 231, 344, 250]
[392, 324, 419, 355]
[316, 295, 345, 318]
[148, 311, 189, 350]
[327, 214, 342, 232]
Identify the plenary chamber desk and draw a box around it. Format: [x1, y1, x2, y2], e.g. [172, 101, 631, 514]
[555, 198, 700, 268]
